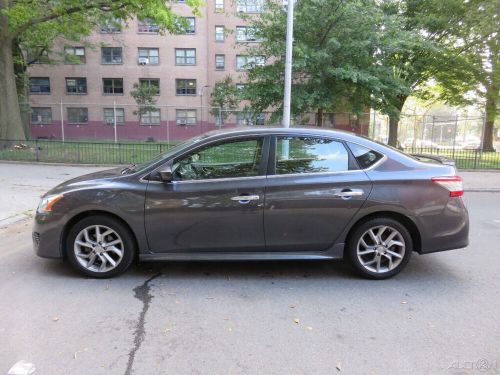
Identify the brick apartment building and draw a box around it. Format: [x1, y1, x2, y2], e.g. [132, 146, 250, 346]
[27, 0, 369, 141]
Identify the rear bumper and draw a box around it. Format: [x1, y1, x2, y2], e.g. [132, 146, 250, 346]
[418, 197, 469, 254]
[32, 213, 65, 259]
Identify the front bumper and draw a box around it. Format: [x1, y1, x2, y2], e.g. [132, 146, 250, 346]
[33, 212, 65, 259]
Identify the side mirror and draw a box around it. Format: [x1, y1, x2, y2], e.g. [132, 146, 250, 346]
[158, 164, 173, 182]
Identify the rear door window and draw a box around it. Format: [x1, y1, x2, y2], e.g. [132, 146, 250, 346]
[275, 136, 349, 174]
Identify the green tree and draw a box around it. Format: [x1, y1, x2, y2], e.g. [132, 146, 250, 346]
[130, 82, 159, 120]
[454, 0, 499, 151]
[0, 0, 201, 140]
[379, 0, 481, 146]
[237, 0, 411, 128]
[209, 76, 240, 125]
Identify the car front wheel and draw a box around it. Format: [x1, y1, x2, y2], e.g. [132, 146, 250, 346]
[66, 215, 135, 278]
[346, 218, 413, 279]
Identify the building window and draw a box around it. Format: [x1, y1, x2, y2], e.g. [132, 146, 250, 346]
[31, 107, 52, 124]
[139, 79, 160, 95]
[101, 47, 123, 64]
[64, 47, 85, 64]
[29, 77, 50, 94]
[28, 48, 49, 64]
[176, 79, 197, 95]
[236, 83, 247, 91]
[175, 49, 196, 65]
[184, 17, 196, 34]
[236, 55, 265, 70]
[67, 108, 88, 124]
[138, 48, 159, 65]
[237, 112, 265, 126]
[138, 18, 159, 33]
[215, 26, 225, 42]
[215, 0, 224, 12]
[102, 78, 124, 95]
[140, 109, 161, 125]
[176, 109, 197, 125]
[100, 18, 122, 33]
[66, 78, 87, 94]
[236, 0, 264, 13]
[215, 54, 225, 70]
[103, 108, 125, 125]
[235, 26, 260, 42]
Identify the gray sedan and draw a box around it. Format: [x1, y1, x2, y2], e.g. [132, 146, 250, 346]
[33, 127, 469, 279]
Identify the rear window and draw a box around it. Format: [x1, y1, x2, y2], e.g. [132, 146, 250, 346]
[347, 142, 383, 169]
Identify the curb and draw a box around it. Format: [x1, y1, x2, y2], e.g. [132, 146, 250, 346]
[464, 188, 500, 193]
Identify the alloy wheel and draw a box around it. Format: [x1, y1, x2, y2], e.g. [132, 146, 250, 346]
[74, 225, 124, 273]
[356, 225, 406, 273]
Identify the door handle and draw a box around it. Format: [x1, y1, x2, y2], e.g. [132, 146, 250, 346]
[333, 189, 364, 198]
[231, 195, 260, 203]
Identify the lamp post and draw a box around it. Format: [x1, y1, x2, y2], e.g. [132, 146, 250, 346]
[282, 0, 295, 128]
[199, 85, 211, 129]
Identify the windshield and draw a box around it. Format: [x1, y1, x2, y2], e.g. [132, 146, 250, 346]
[129, 134, 210, 174]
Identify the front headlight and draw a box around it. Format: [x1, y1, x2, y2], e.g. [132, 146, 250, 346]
[37, 194, 63, 213]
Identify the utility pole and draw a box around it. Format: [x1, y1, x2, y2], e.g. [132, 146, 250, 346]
[282, 0, 295, 128]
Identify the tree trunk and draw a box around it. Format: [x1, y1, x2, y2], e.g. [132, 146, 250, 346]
[388, 114, 400, 147]
[387, 96, 407, 147]
[0, 35, 26, 140]
[317, 108, 324, 127]
[482, 47, 498, 151]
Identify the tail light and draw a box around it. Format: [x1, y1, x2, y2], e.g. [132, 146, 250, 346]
[431, 176, 464, 197]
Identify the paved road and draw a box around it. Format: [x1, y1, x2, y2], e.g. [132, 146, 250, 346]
[0, 164, 500, 375]
[0, 163, 499, 374]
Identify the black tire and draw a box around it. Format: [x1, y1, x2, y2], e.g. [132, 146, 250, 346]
[346, 217, 413, 279]
[66, 215, 136, 278]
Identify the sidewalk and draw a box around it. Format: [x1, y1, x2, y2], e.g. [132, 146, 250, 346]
[460, 170, 500, 191]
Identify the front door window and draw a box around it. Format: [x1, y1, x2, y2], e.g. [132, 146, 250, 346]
[173, 138, 263, 181]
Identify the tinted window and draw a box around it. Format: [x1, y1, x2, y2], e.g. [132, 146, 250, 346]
[276, 137, 349, 174]
[347, 142, 383, 169]
[173, 138, 263, 181]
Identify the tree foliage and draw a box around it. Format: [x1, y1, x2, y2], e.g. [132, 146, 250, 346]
[130, 82, 159, 119]
[209, 76, 240, 125]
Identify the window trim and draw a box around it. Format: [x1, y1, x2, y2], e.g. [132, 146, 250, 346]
[175, 79, 197, 96]
[103, 108, 125, 125]
[138, 47, 160, 65]
[175, 48, 196, 66]
[215, 54, 225, 70]
[102, 78, 124, 95]
[67, 107, 89, 124]
[64, 47, 86, 64]
[101, 47, 123, 65]
[139, 78, 161, 96]
[65, 77, 87, 95]
[31, 107, 52, 124]
[29, 77, 51, 94]
[139, 108, 161, 125]
[215, 26, 225, 42]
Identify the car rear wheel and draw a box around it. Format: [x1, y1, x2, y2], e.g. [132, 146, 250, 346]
[66, 215, 135, 278]
[346, 218, 412, 279]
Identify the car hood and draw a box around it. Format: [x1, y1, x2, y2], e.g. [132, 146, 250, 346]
[46, 167, 125, 196]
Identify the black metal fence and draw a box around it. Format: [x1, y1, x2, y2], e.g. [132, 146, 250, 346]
[0, 139, 499, 169]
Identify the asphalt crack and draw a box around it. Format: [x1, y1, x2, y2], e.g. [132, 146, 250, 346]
[124, 273, 161, 375]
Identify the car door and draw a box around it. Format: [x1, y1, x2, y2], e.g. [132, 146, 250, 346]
[145, 136, 269, 253]
[264, 135, 372, 252]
